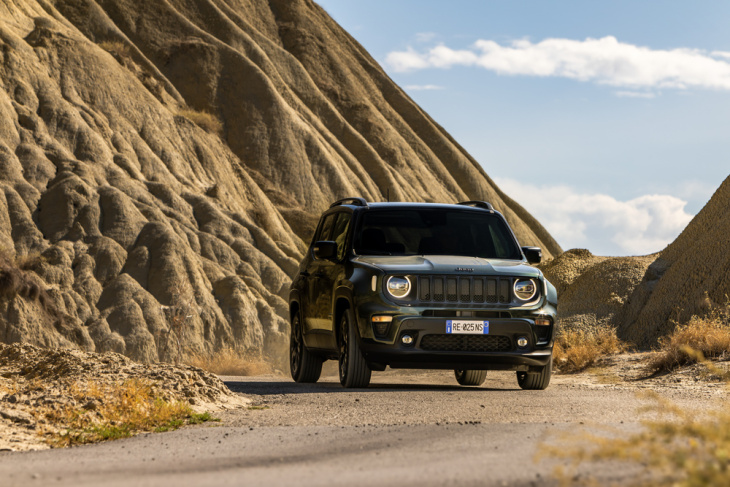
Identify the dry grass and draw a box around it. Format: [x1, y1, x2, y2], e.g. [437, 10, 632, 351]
[184, 348, 271, 376]
[98, 40, 132, 59]
[553, 325, 627, 373]
[648, 312, 730, 373]
[545, 388, 730, 487]
[176, 108, 223, 135]
[39, 379, 216, 447]
[546, 306, 730, 486]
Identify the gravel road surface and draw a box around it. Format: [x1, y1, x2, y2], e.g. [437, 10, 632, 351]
[1, 364, 725, 487]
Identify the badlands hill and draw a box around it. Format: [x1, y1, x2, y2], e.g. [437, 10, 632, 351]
[0, 0, 560, 364]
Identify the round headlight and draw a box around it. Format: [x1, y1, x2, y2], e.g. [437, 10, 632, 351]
[386, 276, 411, 298]
[514, 279, 537, 301]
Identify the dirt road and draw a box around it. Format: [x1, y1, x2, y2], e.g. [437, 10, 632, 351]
[1, 362, 726, 486]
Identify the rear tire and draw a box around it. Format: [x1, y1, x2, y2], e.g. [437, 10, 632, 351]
[517, 357, 552, 390]
[455, 369, 487, 386]
[290, 311, 322, 383]
[338, 308, 371, 388]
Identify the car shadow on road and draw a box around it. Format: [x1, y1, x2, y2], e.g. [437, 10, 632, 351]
[223, 380, 521, 395]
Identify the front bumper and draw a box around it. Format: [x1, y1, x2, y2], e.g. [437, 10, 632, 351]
[359, 316, 553, 372]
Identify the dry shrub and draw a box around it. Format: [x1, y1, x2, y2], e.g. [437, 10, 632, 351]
[553, 325, 627, 373]
[176, 108, 223, 135]
[185, 348, 271, 376]
[42, 379, 214, 447]
[648, 309, 730, 373]
[98, 40, 132, 59]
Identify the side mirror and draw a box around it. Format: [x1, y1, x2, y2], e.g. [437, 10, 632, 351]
[313, 241, 337, 260]
[522, 246, 542, 264]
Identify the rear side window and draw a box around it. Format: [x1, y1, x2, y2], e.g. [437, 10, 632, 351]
[314, 213, 336, 243]
[331, 213, 351, 260]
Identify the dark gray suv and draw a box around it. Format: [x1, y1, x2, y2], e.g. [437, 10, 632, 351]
[289, 198, 557, 389]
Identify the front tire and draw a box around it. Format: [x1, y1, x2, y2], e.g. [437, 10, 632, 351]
[517, 356, 552, 390]
[290, 311, 322, 383]
[455, 369, 487, 386]
[338, 308, 371, 388]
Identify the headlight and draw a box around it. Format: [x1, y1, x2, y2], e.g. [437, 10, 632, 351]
[386, 276, 411, 298]
[514, 279, 537, 301]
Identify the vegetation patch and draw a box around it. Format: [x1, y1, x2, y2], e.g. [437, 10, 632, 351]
[98, 40, 132, 60]
[553, 325, 628, 373]
[545, 384, 730, 486]
[41, 379, 217, 447]
[185, 347, 271, 376]
[176, 108, 223, 135]
[648, 308, 730, 374]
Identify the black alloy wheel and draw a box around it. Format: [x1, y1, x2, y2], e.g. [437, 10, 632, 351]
[338, 308, 371, 388]
[290, 312, 322, 383]
[516, 356, 552, 390]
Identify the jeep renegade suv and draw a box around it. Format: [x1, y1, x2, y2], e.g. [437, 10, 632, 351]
[289, 198, 557, 389]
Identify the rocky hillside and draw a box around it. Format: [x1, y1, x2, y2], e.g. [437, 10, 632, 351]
[618, 175, 730, 348]
[0, 0, 561, 364]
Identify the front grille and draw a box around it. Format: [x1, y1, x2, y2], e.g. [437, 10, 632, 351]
[416, 276, 514, 305]
[420, 334, 512, 352]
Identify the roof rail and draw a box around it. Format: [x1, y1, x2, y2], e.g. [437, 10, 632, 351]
[330, 197, 368, 208]
[457, 200, 494, 211]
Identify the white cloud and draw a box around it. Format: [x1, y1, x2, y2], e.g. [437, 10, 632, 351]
[615, 91, 656, 99]
[386, 36, 730, 91]
[405, 84, 444, 91]
[415, 32, 438, 43]
[494, 178, 695, 256]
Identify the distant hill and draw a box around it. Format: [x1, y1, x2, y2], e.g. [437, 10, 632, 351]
[618, 175, 730, 347]
[0, 0, 561, 364]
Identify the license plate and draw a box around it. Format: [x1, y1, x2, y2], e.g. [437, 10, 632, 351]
[446, 320, 489, 334]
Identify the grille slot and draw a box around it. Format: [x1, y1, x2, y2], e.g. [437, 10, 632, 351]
[446, 278, 457, 302]
[499, 280, 511, 303]
[473, 278, 484, 303]
[419, 277, 430, 301]
[433, 278, 444, 301]
[420, 334, 512, 352]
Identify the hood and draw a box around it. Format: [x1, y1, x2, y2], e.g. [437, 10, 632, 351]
[353, 255, 541, 278]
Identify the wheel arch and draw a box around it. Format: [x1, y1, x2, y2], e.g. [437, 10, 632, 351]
[290, 300, 300, 322]
[333, 294, 355, 345]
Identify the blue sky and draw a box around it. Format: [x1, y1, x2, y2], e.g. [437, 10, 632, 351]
[316, 0, 730, 256]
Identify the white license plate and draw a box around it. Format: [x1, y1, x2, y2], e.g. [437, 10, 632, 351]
[446, 320, 489, 334]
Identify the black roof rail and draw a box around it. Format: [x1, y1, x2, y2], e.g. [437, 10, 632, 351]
[330, 197, 368, 208]
[457, 200, 494, 211]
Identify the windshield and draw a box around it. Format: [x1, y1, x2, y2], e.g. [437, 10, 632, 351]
[354, 209, 522, 259]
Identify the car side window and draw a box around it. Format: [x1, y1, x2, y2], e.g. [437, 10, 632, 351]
[331, 213, 351, 261]
[314, 213, 336, 243]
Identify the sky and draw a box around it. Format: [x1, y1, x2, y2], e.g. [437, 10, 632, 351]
[315, 0, 730, 256]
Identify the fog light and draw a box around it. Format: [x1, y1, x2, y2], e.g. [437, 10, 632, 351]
[372, 316, 393, 336]
[402, 334, 414, 345]
[517, 337, 528, 348]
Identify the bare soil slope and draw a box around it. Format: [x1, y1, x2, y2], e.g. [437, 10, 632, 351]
[0, 0, 560, 363]
[618, 175, 730, 347]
